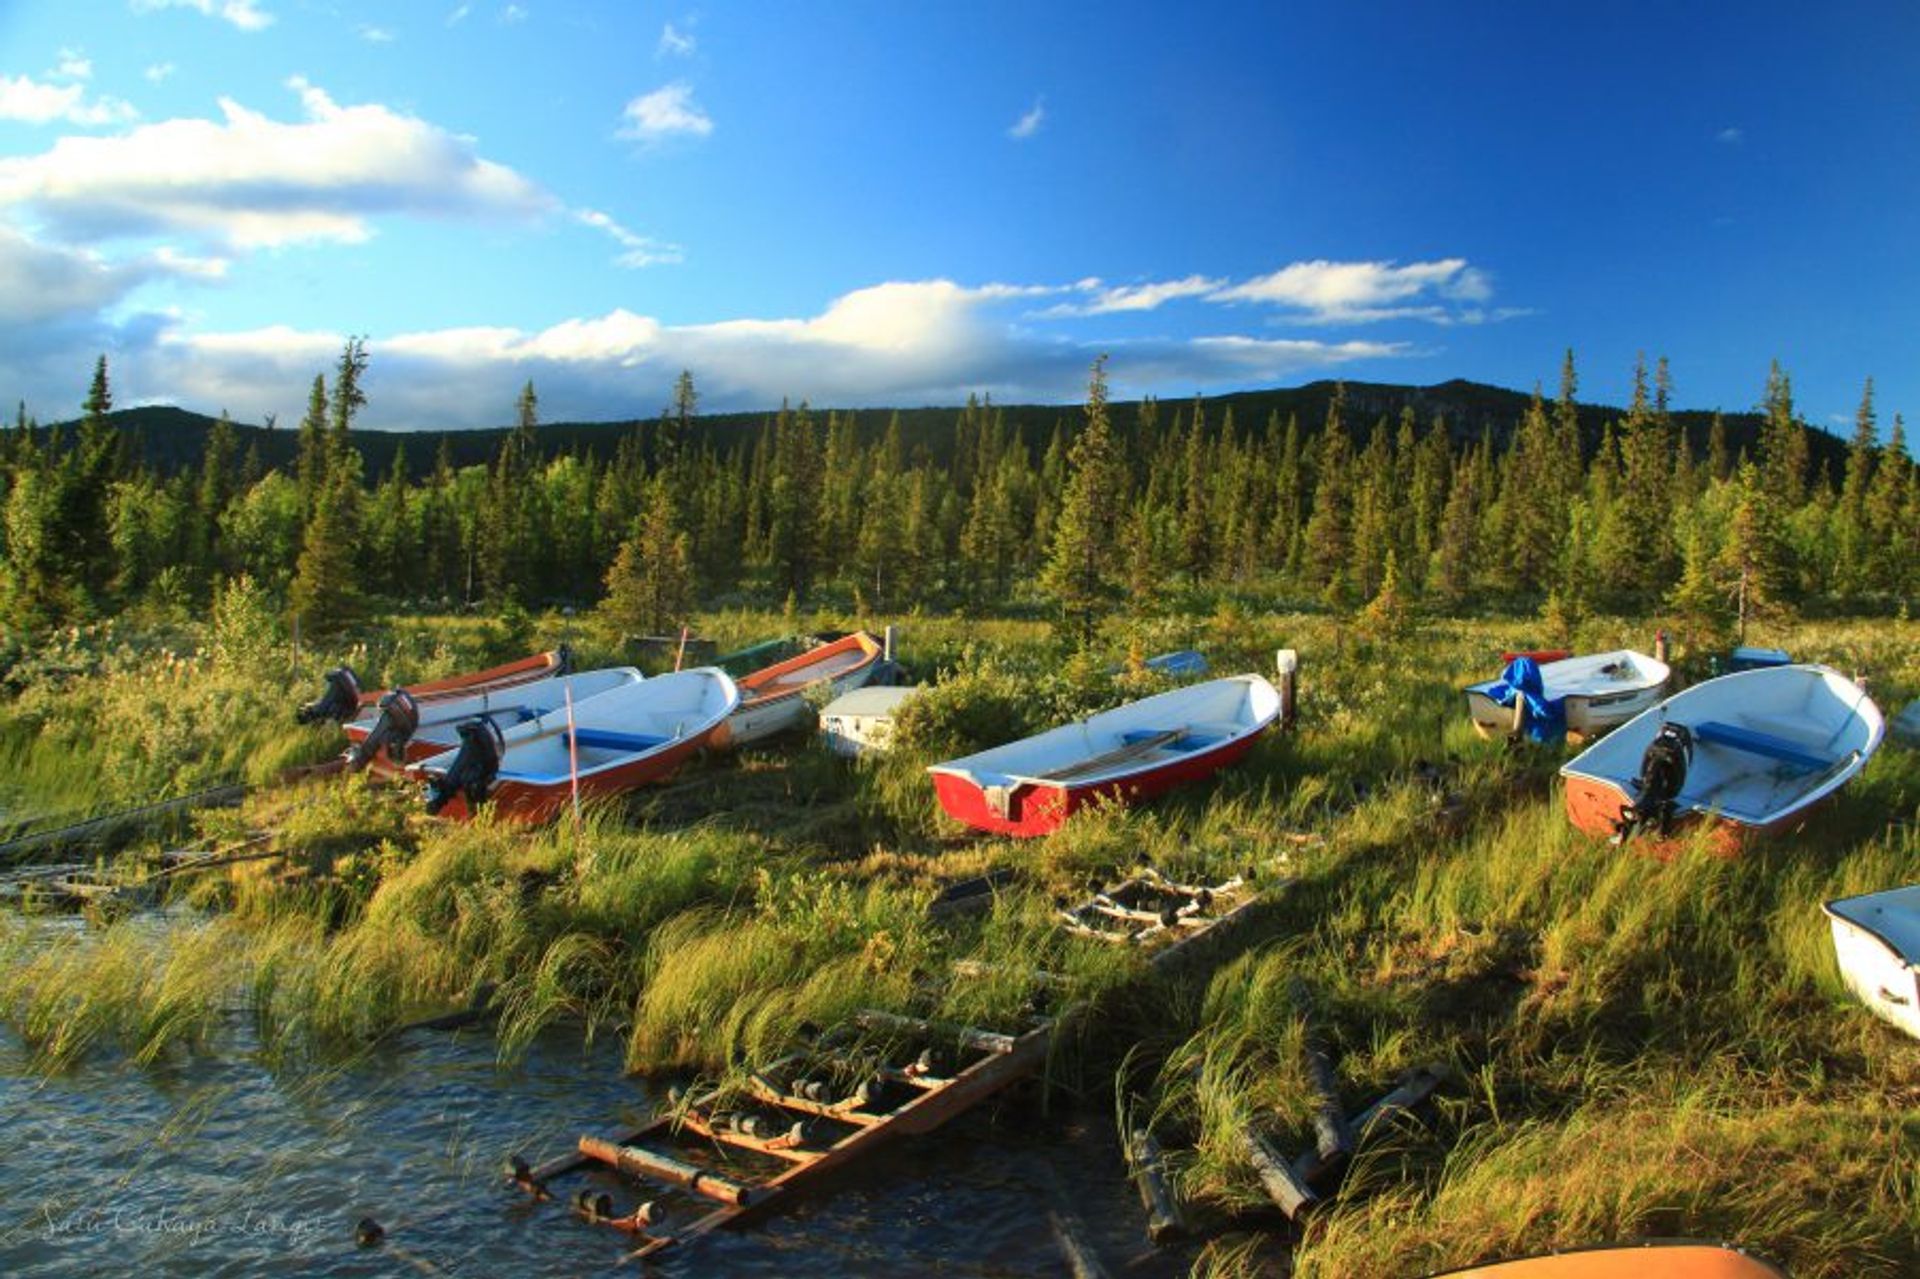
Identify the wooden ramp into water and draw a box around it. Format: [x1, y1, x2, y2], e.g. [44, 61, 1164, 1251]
[509, 863, 1286, 1262]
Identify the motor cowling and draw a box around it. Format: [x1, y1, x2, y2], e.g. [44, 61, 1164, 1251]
[424, 716, 507, 816]
[1615, 721, 1693, 843]
[296, 666, 362, 725]
[345, 687, 420, 771]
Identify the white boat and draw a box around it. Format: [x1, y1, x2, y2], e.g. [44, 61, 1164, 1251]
[820, 685, 924, 757]
[721, 632, 886, 748]
[1465, 649, 1670, 740]
[344, 667, 644, 775]
[413, 668, 739, 823]
[1823, 886, 1920, 1040]
[929, 675, 1282, 837]
[1561, 664, 1884, 852]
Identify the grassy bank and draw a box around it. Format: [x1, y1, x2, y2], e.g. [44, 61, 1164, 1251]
[0, 606, 1916, 1275]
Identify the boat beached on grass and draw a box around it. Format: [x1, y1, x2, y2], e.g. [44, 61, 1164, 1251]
[342, 666, 644, 776]
[1465, 649, 1670, 741]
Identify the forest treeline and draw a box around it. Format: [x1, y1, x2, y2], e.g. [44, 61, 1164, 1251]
[0, 346, 1914, 642]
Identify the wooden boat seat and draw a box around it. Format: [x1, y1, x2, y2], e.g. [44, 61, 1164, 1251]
[1691, 720, 1829, 771]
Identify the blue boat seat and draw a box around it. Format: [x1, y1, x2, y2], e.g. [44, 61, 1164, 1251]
[1119, 728, 1223, 753]
[569, 729, 667, 753]
[1691, 720, 1829, 771]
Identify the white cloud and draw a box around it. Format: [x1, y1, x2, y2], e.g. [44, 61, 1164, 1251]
[145, 62, 177, 83]
[1009, 96, 1045, 140]
[658, 22, 695, 57]
[499, 4, 527, 24]
[0, 78, 554, 250]
[12, 277, 1419, 429]
[359, 24, 396, 43]
[1209, 258, 1494, 323]
[1717, 126, 1744, 145]
[131, 0, 274, 32]
[0, 73, 137, 127]
[1043, 275, 1225, 316]
[619, 82, 713, 142]
[54, 50, 93, 80]
[574, 208, 683, 268]
[446, 5, 470, 25]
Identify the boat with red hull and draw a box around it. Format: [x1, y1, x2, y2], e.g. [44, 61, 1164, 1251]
[342, 667, 643, 776]
[1560, 663, 1882, 856]
[927, 674, 1282, 837]
[297, 647, 574, 725]
[1427, 1241, 1786, 1278]
[412, 668, 738, 823]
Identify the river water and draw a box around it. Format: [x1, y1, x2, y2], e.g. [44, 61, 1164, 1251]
[0, 926, 1187, 1277]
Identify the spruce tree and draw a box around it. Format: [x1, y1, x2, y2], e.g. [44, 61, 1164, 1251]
[1042, 356, 1125, 644]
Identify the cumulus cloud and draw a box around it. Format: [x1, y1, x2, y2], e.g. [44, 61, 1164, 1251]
[131, 0, 274, 32]
[53, 50, 93, 80]
[619, 82, 713, 142]
[11, 278, 1416, 430]
[1042, 275, 1225, 316]
[1209, 258, 1494, 323]
[0, 78, 553, 250]
[0, 73, 138, 126]
[658, 22, 695, 57]
[1009, 97, 1045, 140]
[145, 62, 177, 83]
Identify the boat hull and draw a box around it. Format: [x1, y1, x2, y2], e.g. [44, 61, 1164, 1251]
[932, 726, 1268, 838]
[1823, 887, 1920, 1040]
[1561, 773, 1761, 858]
[429, 729, 715, 824]
[722, 632, 885, 749]
[1429, 1241, 1786, 1278]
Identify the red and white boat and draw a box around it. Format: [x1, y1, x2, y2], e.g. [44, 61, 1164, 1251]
[296, 647, 574, 725]
[927, 674, 1282, 837]
[342, 667, 643, 776]
[721, 631, 887, 748]
[1427, 1242, 1785, 1278]
[412, 667, 739, 823]
[1561, 663, 1883, 855]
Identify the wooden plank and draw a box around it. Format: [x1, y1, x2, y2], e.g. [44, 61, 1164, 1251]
[1038, 727, 1188, 783]
[575, 1138, 757, 1206]
[853, 1009, 1020, 1056]
[1127, 1128, 1186, 1244]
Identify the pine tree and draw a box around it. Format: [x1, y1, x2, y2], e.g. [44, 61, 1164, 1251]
[194, 410, 238, 579]
[1180, 396, 1210, 576]
[600, 479, 693, 637]
[295, 375, 329, 524]
[1042, 356, 1125, 644]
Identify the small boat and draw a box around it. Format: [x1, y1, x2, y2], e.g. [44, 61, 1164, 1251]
[342, 667, 644, 776]
[1144, 649, 1210, 676]
[1728, 645, 1793, 672]
[927, 674, 1282, 837]
[819, 685, 924, 757]
[1823, 885, 1920, 1040]
[1888, 698, 1920, 747]
[1428, 1242, 1786, 1278]
[412, 668, 738, 823]
[1561, 664, 1883, 854]
[1466, 650, 1671, 741]
[296, 647, 573, 725]
[721, 632, 887, 749]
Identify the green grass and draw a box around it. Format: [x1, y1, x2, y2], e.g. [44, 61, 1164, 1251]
[0, 606, 1916, 1273]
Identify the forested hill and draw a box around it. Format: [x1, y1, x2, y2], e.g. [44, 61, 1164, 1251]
[52, 378, 1844, 482]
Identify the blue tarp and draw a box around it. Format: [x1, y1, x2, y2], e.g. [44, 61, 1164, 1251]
[1470, 655, 1567, 742]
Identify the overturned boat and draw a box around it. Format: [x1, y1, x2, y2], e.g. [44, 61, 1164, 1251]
[1823, 885, 1920, 1040]
[412, 667, 739, 823]
[342, 667, 644, 776]
[722, 632, 887, 749]
[296, 647, 573, 725]
[928, 674, 1282, 837]
[1465, 649, 1670, 742]
[1561, 664, 1883, 854]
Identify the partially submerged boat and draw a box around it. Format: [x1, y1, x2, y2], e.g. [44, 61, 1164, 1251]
[296, 647, 573, 725]
[412, 667, 738, 823]
[1428, 1242, 1786, 1278]
[722, 631, 886, 749]
[342, 667, 643, 776]
[1466, 649, 1670, 742]
[1823, 885, 1920, 1040]
[1561, 664, 1883, 853]
[928, 674, 1282, 837]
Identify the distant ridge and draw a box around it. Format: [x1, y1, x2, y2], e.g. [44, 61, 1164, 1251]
[33, 379, 1843, 481]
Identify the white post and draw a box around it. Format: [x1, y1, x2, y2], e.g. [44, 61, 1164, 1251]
[1275, 648, 1299, 732]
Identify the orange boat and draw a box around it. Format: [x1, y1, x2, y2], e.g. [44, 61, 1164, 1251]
[297, 647, 573, 725]
[720, 631, 887, 748]
[1429, 1243, 1787, 1279]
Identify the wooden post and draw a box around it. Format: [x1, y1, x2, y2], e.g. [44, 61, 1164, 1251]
[883, 624, 896, 663]
[1276, 648, 1299, 732]
[1653, 628, 1669, 665]
[1127, 1128, 1186, 1243]
[674, 625, 690, 672]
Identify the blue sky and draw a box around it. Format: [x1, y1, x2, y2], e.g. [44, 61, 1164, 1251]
[1, 2, 1915, 434]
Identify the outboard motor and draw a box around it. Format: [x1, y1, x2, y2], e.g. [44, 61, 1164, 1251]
[296, 666, 362, 725]
[344, 688, 420, 772]
[424, 716, 507, 816]
[1614, 722, 1693, 843]
[553, 643, 574, 677]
